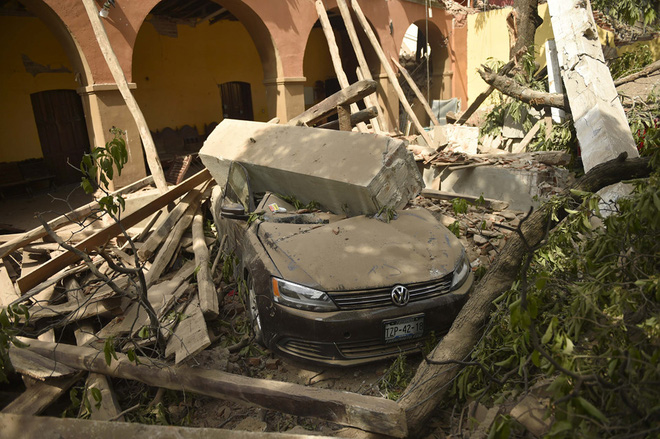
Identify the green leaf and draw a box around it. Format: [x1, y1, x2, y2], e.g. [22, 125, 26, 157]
[575, 396, 608, 424]
[541, 319, 555, 344]
[91, 387, 103, 408]
[549, 420, 573, 435]
[531, 350, 541, 367]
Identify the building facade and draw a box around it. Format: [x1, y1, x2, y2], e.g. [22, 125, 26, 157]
[0, 0, 468, 186]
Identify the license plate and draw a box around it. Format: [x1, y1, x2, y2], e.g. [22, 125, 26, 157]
[384, 314, 424, 343]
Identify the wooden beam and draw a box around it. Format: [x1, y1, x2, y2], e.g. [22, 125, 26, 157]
[1, 373, 83, 416]
[420, 188, 509, 211]
[0, 261, 19, 307]
[16, 170, 211, 294]
[317, 106, 378, 130]
[0, 176, 154, 260]
[350, 0, 433, 146]
[164, 294, 211, 364]
[511, 118, 543, 154]
[21, 339, 408, 437]
[191, 207, 218, 318]
[391, 57, 441, 126]
[336, 0, 385, 132]
[315, 0, 368, 133]
[137, 185, 205, 261]
[0, 413, 337, 438]
[82, 0, 167, 193]
[145, 184, 210, 286]
[288, 79, 377, 127]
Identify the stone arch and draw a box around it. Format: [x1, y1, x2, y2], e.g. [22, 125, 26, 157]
[22, 0, 92, 86]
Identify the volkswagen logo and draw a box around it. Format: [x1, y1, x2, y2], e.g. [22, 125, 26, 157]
[391, 285, 409, 306]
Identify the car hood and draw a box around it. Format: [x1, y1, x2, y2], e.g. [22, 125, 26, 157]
[256, 207, 464, 291]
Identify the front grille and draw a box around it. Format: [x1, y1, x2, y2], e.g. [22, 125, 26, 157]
[338, 338, 424, 359]
[277, 337, 426, 361]
[328, 273, 454, 310]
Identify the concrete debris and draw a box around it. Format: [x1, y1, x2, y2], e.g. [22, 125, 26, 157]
[199, 119, 423, 216]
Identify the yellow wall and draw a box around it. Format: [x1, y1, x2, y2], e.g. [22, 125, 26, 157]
[617, 38, 660, 61]
[466, 4, 616, 106]
[132, 19, 268, 132]
[466, 9, 512, 106]
[302, 27, 336, 92]
[0, 16, 78, 162]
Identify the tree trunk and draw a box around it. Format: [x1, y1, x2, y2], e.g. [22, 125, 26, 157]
[398, 154, 652, 434]
[510, 0, 542, 61]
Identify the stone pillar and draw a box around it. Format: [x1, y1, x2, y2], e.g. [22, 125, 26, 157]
[375, 72, 400, 134]
[263, 77, 306, 123]
[77, 83, 147, 190]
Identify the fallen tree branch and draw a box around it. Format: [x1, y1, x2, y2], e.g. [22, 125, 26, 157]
[397, 153, 652, 435]
[614, 59, 660, 87]
[478, 65, 569, 111]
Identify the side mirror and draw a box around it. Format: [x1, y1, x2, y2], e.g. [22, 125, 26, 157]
[221, 202, 248, 220]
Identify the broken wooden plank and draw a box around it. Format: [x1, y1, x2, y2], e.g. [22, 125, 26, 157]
[547, 0, 638, 172]
[288, 79, 377, 127]
[137, 184, 205, 261]
[315, 0, 368, 133]
[511, 118, 543, 154]
[20, 339, 408, 437]
[0, 176, 154, 260]
[91, 261, 196, 348]
[337, 0, 385, 132]
[82, 0, 167, 192]
[164, 294, 211, 364]
[74, 320, 124, 421]
[191, 208, 218, 318]
[1, 373, 84, 416]
[420, 188, 509, 211]
[0, 413, 336, 438]
[82, 373, 124, 421]
[351, 0, 433, 146]
[0, 261, 19, 307]
[16, 169, 211, 294]
[145, 184, 210, 286]
[391, 57, 441, 126]
[8, 344, 77, 380]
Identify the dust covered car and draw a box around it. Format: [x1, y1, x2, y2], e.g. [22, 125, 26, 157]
[210, 162, 474, 366]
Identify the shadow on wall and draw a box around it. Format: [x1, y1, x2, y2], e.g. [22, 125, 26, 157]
[150, 123, 218, 159]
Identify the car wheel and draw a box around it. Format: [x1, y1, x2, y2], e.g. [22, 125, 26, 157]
[246, 276, 264, 345]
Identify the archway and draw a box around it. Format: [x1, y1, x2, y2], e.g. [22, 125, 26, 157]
[0, 0, 91, 186]
[132, 0, 268, 161]
[398, 21, 451, 128]
[302, 7, 381, 119]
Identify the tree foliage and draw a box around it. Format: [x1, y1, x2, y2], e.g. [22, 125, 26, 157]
[592, 0, 659, 27]
[449, 146, 660, 437]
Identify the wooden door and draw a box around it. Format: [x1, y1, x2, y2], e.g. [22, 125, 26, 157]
[220, 82, 254, 121]
[30, 89, 91, 184]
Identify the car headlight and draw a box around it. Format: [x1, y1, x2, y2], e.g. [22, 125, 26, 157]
[451, 251, 471, 291]
[271, 278, 338, 311]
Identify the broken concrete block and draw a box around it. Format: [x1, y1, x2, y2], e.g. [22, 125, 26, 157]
[548, 0, 638, 173]
[199, 119, 423, 216]
[441, 125, 479, 155]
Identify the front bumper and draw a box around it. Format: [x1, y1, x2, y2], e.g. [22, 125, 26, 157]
[261, 272, 474, 366]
